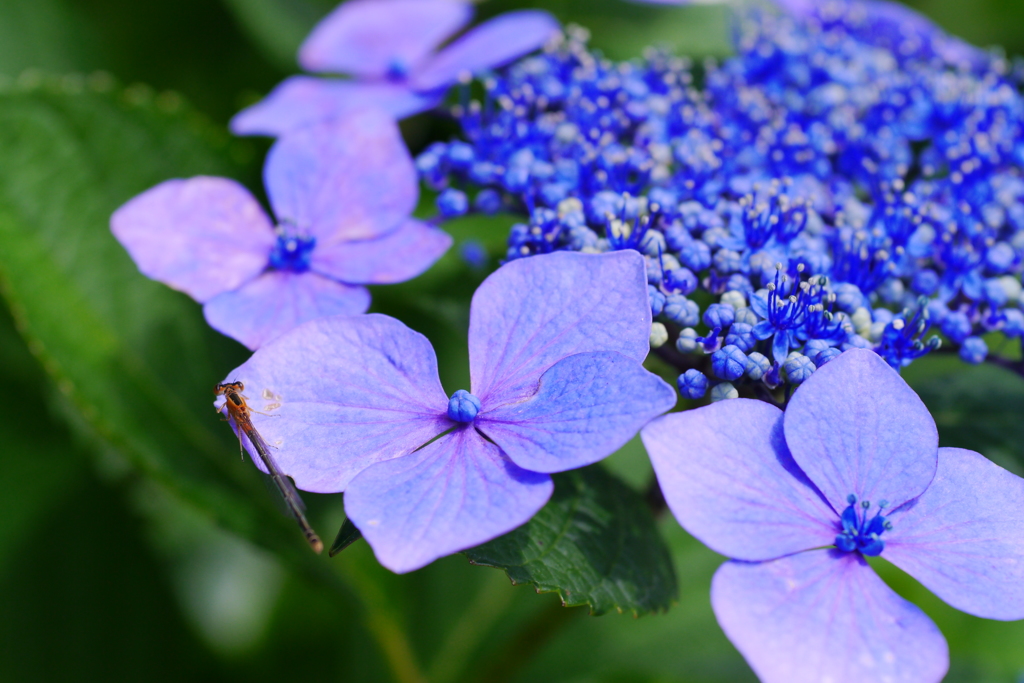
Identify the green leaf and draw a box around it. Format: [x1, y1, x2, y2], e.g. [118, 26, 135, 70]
[220, 0, 333, 69]
[0, 0, 98, 76]
[0, 74, 333, 566]
[329, 517, 363, 557]
[464, 464, 678, 617]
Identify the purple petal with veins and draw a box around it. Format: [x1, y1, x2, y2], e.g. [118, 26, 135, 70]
[299, 0, 473, 79]
[203, 271, 370, 350]
[479, 351, 675, 473]
[468, 250, 652, 407]
[263, 109, 418, 243]
[345, 427, 553, 573]
[642, 399, 838, 561]
[410, 10, 560, 92]
[230, 76, 436, 138]
[219, 314, 451, 492]
[712, 552, 948, 683]
[783, 348, 938, 512]
[884, 447, 1024, 621]
[110, 177, 274, 303]
[311, 218, 452, 285]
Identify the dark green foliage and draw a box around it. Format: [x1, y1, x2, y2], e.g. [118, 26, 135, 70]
[466, 465, 678, 616]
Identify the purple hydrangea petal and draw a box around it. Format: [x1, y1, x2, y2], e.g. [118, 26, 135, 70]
[784, 348, 938, 513]
[409, 10, 560, 92]
[468, 251, 651, 407]
[310, 218, 452, 285]
[345, 427, 553, 573]
[712, 552, 949, 683]
[884, 447, 1024, 620]
[642, 399, 837, 561]
[219, 314, 451, 491]
[203, 271, 370, 350]
[298, 0, 472, 79]
[110, 177, 274, 303]
[477, 351, 676, 473]
[263, 109, 418, 243]
[230, 76, 436, 138]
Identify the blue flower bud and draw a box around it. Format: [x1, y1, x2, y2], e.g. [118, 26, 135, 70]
[469, 161, 499, 185]
[676, 328, 701, 354]
[986, 241, 1016, 273]
[447, 390, 481, 423]
[982, 278, 1009, 307]
[912, 269, 939, 295]
[650, 322, 669, 348]
[843, 334, 873, 350]
[959, 336, 988, 364]
[447, 141, 475, 170]
[677, 369, 708, 399]
[926, 299, 949, 324]
[877, 279, 904, 305]
[746, 352, 771, 380]
[940, 310, 972, 343]
[641, 230, 667, 257]
[437, 188, 469, 218]
[649, 286, 666, 316]
[678, 240, 712, 271]
[503, 165, 531, 193]
[710, 382, 739, 402]
[539, 183, 569, 206]
[703, 303, 736, 329]
[474, 188, 503, 215]
[665, 267, 698, 294]
[725, 274, 755, 297]
[725, 322, 756, 351]
[803, 339, 832, 364]
[815, 347, 842, 365]
[713, 248, 744, 274]
[664, 224, 690, 252]
[833, 283, 867, 312]
[712, 344, 748, 381]
[663, 294, 700, 327]
[460, 241, 488, 268]
[784, 353, 816, 383]
[1004, 309, 1024, 338]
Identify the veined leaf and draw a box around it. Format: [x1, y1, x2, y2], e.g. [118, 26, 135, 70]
[465, 464, 678, 617]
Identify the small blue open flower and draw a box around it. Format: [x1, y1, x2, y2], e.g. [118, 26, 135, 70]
[219, 251, 676, 573]
[111, 110, 451, 350]
[642, 349, 1024, 683]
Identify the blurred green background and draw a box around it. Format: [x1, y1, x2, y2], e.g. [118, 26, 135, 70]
[1, 0, 1024, 681]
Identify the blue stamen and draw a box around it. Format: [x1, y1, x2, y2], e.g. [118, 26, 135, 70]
[835, 494, 892, 557]
[269, 231, 316, 273]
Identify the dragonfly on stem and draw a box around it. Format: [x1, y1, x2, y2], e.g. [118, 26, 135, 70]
[215, 381, 324, 554]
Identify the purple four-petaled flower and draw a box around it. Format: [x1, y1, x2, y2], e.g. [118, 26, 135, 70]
[231, 0, 560, 137]
[219, 250, 676, 572]
[642, 348, 1024, 683]
[112, 109, 451, 350]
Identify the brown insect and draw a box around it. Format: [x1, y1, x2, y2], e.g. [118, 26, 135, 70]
[216, 381, 323, 554]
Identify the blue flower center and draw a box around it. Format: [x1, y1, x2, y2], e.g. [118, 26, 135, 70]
[269, 232, 316, 272]
[447, 390, 481, 423]
[386, 58, 410, 82]
[835, 494, 891, 557]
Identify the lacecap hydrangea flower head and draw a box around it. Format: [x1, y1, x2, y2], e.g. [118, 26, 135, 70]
[111, 108, 451, 349]
[217, 250, 676, 572]
[642, 348, 1024, 683]
[231, 0, 560, 137]
[417, 0, 1024, 397]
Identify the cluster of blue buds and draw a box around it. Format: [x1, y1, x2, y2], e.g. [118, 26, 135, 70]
[417, 2, 1024, 399]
